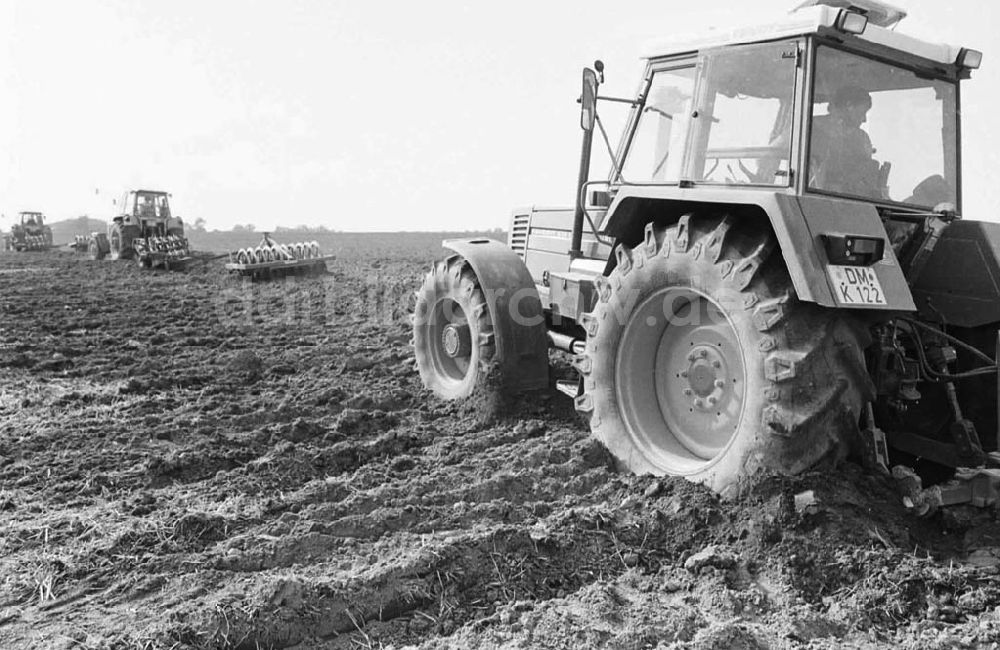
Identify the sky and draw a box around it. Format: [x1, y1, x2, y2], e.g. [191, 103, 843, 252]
[1, 0, 997, 232]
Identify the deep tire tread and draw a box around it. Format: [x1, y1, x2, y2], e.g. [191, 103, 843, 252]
[413, 256, 497, 400]
[575, 213, 871, 492]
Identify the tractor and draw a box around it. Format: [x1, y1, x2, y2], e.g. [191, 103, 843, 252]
[89, 189, 192, 269]
[412, 0, 1000, 495]
[5, 212, 53, 251]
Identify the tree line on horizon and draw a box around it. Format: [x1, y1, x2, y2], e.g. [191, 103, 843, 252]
[55, 215, 341, 234]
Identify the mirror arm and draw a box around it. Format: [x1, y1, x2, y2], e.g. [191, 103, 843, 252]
[597, 95, 642, 106]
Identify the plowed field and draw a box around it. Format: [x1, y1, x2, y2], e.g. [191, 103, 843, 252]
[2, 235, 1000, 649]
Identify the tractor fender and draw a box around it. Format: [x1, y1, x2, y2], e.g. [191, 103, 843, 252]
[600, 187, 915, 311]
[442, 238, 549, 392]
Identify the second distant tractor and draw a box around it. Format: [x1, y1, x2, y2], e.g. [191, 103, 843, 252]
[5, 212, 53, 252]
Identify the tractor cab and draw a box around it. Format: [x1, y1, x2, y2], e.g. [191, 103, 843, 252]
[113, 189, 185, 240]
[121, 190, 172, 225]
[18, 212, 45, 232]
[599, 0, 974, 220]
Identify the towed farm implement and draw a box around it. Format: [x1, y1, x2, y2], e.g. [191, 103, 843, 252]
[225, 233, 333, 279]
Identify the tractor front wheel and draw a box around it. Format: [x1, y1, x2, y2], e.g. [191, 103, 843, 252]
[575, 214, 873, 495]
[413, 255, 498, 400]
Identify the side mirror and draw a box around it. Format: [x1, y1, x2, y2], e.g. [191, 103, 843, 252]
[581, 68, 598, 132]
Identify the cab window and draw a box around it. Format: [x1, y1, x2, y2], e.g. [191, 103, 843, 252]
[807, 45, 958, 207]
[620, 41, 798, 187]
[688, 41, 798, 186]
[620, 67, 696, 183]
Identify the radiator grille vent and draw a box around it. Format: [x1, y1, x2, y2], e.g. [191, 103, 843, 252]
[508, 213, 530, 259]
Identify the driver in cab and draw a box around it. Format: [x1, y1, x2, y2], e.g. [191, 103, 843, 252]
[809, 86, 886, 199]
[139, 196, 156, 217]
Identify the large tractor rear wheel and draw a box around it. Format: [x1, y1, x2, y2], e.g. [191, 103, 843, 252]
[413, 255, 497, 400]
[109, 225, 140, 260]
[575, 214, 873, 495]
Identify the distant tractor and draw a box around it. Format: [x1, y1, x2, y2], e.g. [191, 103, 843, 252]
[412, 0, 999, 494]
[5, 212, 53, 251]
[89, 189, 192, 269]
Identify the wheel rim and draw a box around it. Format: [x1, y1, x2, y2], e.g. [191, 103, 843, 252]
[615, 287, 746, 473]
[427, 297, 474, 388]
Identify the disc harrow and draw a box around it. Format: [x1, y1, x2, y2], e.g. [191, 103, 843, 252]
[225, 234, 332, 279]
[17, 234, 51, 251]
[132, 234, 193, 270]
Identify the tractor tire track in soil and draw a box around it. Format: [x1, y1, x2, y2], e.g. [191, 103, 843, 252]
[1, 236, 1000, 649]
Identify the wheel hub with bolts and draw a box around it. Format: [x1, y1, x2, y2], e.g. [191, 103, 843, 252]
[681, 345, 730, 411]
[615, 286, 747, 466]
[441, 323, 472, 359]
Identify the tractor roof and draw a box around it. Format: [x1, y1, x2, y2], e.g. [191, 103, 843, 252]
[642, 3, 966, 67]
[19, 211, 42, 216]
[132, 190, 169, 196]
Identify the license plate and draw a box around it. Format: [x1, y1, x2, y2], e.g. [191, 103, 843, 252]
[827, 265, 887, 306]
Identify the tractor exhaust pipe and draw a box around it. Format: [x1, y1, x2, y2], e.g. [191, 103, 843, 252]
[571, 63, 602, 259]
[547, 330, 586, 355]
[570, 130, 594, 259]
